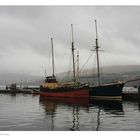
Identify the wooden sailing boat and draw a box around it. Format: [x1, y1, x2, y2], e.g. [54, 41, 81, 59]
[90, 20, 125, 99]
[39, 25, 89, 98]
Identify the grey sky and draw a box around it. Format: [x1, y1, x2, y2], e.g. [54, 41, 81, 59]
[0, 6, 140, 76]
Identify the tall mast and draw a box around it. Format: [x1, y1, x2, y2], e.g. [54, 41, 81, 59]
[71, 24, 76, 83]
[95, 20, 100, 86]
[51, 38, 55, 77]
[76, 51, 79, 82]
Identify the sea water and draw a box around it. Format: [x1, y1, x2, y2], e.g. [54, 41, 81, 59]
[0, 93, 140, 131]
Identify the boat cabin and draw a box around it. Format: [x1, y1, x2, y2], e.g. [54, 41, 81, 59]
[45, 76, 58, 83]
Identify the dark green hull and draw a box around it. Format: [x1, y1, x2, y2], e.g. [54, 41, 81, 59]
[90, 82, 125, 99]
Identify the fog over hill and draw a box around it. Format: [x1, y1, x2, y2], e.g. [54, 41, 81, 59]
[57, 65, 140, 78]
[1, 65, 140, 86]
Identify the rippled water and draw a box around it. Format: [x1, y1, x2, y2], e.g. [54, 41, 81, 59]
[0, 93, 140, 131]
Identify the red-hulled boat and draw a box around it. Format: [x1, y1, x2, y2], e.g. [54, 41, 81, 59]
[40, 76, 89, 98]
[39, 25, 89, 98]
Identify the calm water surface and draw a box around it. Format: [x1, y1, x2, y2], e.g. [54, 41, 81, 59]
[0, 93, 140, 131]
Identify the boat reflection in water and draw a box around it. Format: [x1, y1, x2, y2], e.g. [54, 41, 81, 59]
[39, 96, 123, 131]
[89, 99, 123, 131]
[90, 99, 123, 112]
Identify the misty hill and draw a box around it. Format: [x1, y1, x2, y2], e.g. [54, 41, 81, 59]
[56, 65, 140, 77]
[0, 65, 140, 86]
[56, 65, 140, 86]
[57, 65, 140, 80]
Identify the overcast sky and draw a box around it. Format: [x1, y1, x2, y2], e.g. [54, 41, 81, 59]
[0, 6, 140, 76]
